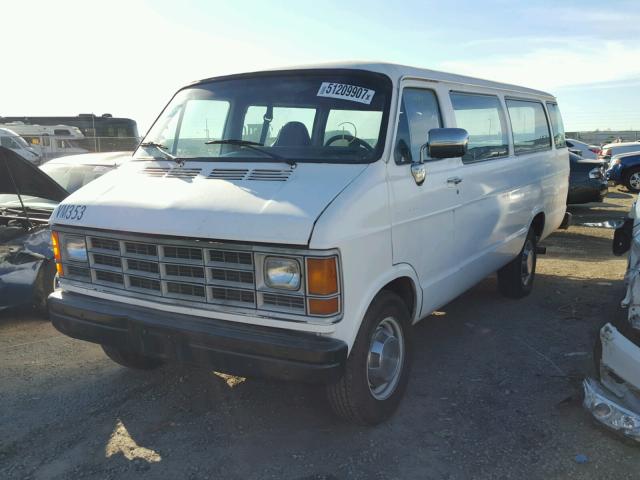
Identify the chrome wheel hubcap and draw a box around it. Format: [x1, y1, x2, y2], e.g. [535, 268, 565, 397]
[521, 239, 535, 286]
[630, 173, 640, 190]
[367, 317, 404, 400]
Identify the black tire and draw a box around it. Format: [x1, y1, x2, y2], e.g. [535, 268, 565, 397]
[33, 261, 57, 317]
[624, 167, 640, 193]
[102, 345, 164, 370]
[326, 290, 412, 425]
[497, 228, 537, 299]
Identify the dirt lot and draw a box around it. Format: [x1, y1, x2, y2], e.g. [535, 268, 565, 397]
[1, 188, 639, 480]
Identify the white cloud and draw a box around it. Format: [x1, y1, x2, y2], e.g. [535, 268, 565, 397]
[438, 40, 640, 92]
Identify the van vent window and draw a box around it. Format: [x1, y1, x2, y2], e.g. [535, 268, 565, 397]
[506, 99, 552, 154]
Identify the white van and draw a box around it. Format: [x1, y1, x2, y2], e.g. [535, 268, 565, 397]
[48, 63, 569, 424]
[0, 127, 42, 164]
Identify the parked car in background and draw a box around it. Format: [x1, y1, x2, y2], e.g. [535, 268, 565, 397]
[567, 151, 607, 204]
[606, 152, 640, 192]
[599, 141, 640, 161]
[0, 127, 42, 164]
[584, 204, 640, 442]
[0, 122, 89, 162]
[0, 148, 130, 314]
[566, 138, 600, 160]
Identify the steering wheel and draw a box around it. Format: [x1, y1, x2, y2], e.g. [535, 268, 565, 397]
[324, 134, 374, 152]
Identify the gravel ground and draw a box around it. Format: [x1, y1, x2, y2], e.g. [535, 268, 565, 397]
[1, 187, 639, 480]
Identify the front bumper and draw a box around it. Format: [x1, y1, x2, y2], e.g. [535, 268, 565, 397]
[606, 164, 623, 183]
[49, 290, 347, 383]
[583, 378, 640, 441]
[584, 323, 640, 441]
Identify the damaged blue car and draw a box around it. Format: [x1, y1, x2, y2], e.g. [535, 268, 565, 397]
[0, 147, 128, 314]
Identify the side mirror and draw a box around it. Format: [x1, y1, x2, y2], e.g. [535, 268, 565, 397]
[420, 128, 469, 161]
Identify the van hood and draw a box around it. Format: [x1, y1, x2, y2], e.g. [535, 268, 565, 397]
[50, 160, 367, 245]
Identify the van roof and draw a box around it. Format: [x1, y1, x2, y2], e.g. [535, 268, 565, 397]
[195, 61, 556, 99]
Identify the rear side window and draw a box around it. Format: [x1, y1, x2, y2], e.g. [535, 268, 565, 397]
[546, 102, 566, 149]
[450, 92, 508, 162]
[506, 99, 551, 154]
[394, 88, 442, 164]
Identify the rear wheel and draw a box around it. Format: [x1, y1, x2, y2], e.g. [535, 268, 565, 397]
[624, 167, 640, 193]
[102, 345, 164, 370]
[326, 291, 412, 425]
[497, 228, 537, 299]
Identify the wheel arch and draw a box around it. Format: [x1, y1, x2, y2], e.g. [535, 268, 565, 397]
[340, 264, 422, 352]
[531, 211, 545, 239]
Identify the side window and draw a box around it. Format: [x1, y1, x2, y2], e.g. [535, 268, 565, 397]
[176, 99, 230, 156]
[506, 99, 551, 154]
[242, 106, 316, 146]
[546, 102, 566, 149]
[394, 88, 442, 164]
[450, 92, 508, 162]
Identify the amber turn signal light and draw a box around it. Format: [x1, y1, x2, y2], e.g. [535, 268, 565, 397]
[308, 297, 339, 316]
[306, 257, 338, 295]
[51, 231, 64, 276]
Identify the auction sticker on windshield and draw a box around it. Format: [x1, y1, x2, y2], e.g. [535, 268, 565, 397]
[317, 83, 375, 105]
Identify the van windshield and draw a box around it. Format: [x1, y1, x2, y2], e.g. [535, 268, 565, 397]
[136, 70, 392, 163]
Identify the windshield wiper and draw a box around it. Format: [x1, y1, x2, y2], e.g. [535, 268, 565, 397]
[205, 139, 296, 167]
[139, 142, 182, 164]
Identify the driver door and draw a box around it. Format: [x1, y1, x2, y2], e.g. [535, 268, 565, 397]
[388, 82, 463, 317]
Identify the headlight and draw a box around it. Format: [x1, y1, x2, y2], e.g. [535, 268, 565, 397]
[62, 235, 88, 263]
[264, 257, 301, 290]
[589, 167, 603, 179]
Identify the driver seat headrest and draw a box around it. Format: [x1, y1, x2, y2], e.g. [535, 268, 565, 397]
[273, 122, 311, 147]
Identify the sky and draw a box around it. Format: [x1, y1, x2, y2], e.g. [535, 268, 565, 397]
[2, 0, 639, 134]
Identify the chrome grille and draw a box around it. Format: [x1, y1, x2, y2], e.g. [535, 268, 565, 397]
[92, 253, 122, 269]
[125, 241, 157, 257]
[66, 265, 90, 279]
[129, 276, 161, 292]
[163, 246, 203, 262]
[164, 264, 205, 280]
[78, 234, 259, 308]
[95, 270, 123, 286]
[209, 268, 254, 285]
[90, 237, 119, 251]
[59, 232, 342, 320]
[208, 249, 252, 266]
[125, 258, 159, 275]
[166, 282, 206, 299]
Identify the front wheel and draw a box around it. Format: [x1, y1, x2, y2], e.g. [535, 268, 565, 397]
[624, 168, 640, 193]
[497, 228, 537, 299]
[326, 291, 412, 425]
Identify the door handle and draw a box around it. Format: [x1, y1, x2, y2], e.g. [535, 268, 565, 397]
[447, 177, 463, 186]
